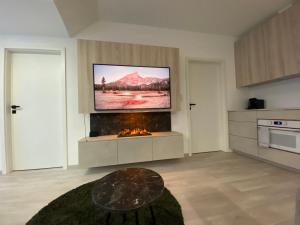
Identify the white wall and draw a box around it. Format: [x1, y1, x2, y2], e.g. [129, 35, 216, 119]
[248, 76, 300, 109]
[0, 22, 248, 171]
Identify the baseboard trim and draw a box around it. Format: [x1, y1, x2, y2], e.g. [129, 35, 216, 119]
[67, 165, 81, 170]
[233, 150, 300, 173]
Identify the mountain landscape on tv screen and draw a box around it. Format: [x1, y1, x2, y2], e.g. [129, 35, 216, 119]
[94, 72, 170, 91]
[94, 71, 171, 110]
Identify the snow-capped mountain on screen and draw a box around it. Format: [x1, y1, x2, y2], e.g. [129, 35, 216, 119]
[109, 72, 161, 86]
[105, 72, 169, 89]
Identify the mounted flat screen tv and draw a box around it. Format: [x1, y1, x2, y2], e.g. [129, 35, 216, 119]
[93, 64, 171, 111]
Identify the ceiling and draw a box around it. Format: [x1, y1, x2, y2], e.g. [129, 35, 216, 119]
[96, 0, 294, 36]
[0, 0, 295, 37]
[0, 0, 68, 37]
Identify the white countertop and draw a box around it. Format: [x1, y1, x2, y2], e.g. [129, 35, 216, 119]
[228, 107, 300, 112]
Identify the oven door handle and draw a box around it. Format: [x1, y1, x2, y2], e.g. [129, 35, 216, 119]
[269, 127, 300, 133]
[258, 126, 270, 148]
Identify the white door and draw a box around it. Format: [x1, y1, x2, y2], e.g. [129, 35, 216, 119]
[188, 61, 222, 153]
[11, 52, 65, 170]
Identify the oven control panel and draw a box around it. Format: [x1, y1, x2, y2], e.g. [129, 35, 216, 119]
[273, 121, 287, 126]
[258, 119, 300, 129]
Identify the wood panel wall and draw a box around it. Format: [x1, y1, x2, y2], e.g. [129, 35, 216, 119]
[77, 39, 180, 113]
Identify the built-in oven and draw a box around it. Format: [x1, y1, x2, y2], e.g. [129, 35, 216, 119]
[258, 119, 300, 154]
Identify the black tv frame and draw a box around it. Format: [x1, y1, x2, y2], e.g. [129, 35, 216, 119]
[92, 63, 172, 111]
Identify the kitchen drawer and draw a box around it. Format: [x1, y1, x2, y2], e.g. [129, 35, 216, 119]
[229, 135, 258, 156]
[229, 111, 257, 122]
[229, 121, 257, 139]
[257, 110, 300, 120]
[258, 147, 300, 170]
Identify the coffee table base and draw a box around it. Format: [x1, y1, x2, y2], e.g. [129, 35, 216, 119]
[105, 206, 158, 225]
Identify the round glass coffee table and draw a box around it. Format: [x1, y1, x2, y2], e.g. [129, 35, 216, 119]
[92, 168, 165, 225]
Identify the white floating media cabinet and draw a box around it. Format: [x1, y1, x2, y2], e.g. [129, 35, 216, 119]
[78, 132, 184, 168]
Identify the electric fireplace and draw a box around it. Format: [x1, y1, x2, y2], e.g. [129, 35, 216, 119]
[90, 112, 171, 136]
[118, 128, 152, 137]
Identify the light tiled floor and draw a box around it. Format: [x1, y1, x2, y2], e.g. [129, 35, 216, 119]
[0, 152, 299, 225]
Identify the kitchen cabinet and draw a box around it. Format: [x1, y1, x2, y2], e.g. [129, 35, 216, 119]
[234, 2, 300, 87]
[234, 36, 250, 87]
[229, 121, 257, 139]
[228, 110, 300, 171]
[228, 111, 258, 156]
[290, 1, 300, 73]
[258, 146, 300, 170]
[248, 25, 269, 84]
[262, 14, 285, 80]
[228, 111, 257, 122]
[235, 24, 268, 87]
[263, 6, 299, 79]
[229, 135, 258, 157]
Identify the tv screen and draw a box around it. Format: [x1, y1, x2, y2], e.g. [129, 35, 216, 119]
[93, 64, 171, 111]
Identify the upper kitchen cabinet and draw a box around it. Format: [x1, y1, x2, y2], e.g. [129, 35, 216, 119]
[235, 2, 300, 87]
[263, 5, 299, 79]
[235, 24, 268, 87]
[248, 25, 269, 84]
[290, 1, 300, 72]
[234, 35, 250, 87]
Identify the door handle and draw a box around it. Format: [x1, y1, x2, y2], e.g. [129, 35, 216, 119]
[11, 105, 21, 114]
[11, 105, 21, 109]
[189, 103, 196, 110]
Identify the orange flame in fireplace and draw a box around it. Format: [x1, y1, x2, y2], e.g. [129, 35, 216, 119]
[118, 128, 152, 137]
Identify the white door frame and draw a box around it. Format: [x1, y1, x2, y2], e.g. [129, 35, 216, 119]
[185, 57, 229, 156]
[2, 48, 68, 174]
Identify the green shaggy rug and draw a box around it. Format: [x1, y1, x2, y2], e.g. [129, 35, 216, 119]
[26, 179, 184, 225]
